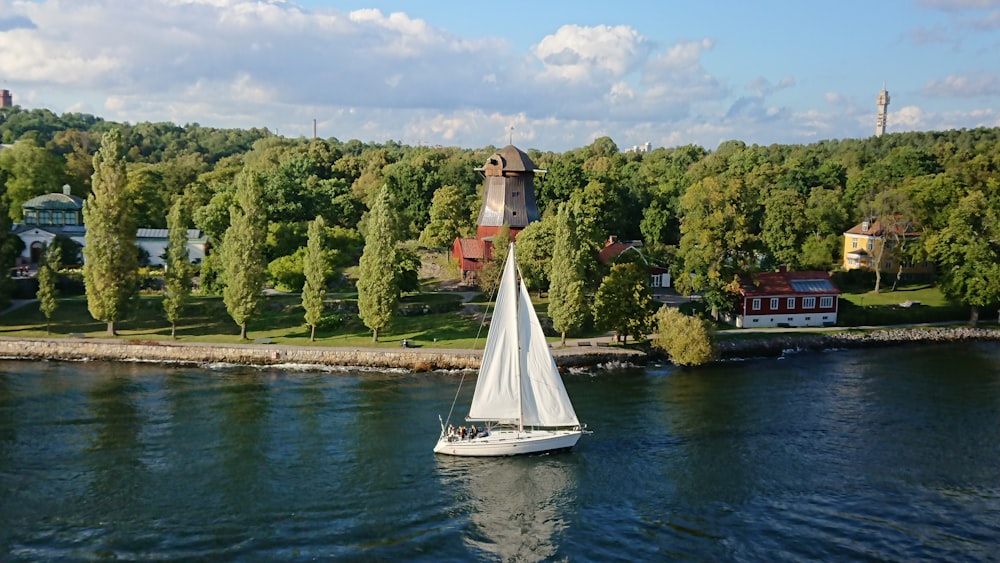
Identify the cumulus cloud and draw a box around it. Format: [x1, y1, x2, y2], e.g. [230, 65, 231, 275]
[532, 24, 649, 82]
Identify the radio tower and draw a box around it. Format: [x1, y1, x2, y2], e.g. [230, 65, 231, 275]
[876, 83, 890, 137]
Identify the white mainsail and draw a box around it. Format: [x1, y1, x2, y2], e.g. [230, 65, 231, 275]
[467, 244, 579, 428]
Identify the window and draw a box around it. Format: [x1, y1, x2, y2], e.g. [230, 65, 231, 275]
[25, 211, 37, 225]
[39, 211, 51, 225]
[65, 211, 78, 225]
[867, 239, 874, 251]
[787, 297, 795, 309]
[852, 237, 858, 249]
[752, 298, 761, 310]
[803, 297, 816, 308]
[770, 298, 779, 310]
[820, 296, 833, 308]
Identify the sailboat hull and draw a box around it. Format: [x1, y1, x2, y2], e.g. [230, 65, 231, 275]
[433, 428, 582, 457]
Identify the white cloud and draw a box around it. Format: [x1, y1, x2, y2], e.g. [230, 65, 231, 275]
[532, 24, 649, 82]
[924, 71, 1000, 97]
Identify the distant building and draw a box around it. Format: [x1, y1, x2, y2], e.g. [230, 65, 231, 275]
[731, 267, 841, 328]
[12, 185, 207, 267]
[842, 217, 933, 277]
[876, 84, 890, 137]
[0, 89, 12, 108]
[596, 236, 670, 288]
[625, 142, 652, 154]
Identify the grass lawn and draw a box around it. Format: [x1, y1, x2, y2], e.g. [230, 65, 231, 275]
[0, 292, 497, 349]
[836, 283, 973, 326]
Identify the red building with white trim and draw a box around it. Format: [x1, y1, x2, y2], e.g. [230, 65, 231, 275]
[733, 268, 841, 328]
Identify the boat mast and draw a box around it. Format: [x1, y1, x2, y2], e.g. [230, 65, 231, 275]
[513, 243, 524, 433]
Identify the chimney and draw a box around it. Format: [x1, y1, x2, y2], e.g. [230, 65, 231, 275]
[62, 184, 71, 196]
[606, 235, 618, 247]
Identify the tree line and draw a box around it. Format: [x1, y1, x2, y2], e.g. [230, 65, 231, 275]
[1, 105, 999, 343]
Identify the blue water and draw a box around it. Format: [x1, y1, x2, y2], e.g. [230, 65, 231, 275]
[1, 342, 999, 561]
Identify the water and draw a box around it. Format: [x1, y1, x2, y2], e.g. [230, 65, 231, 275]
[1, 343, 999, 561]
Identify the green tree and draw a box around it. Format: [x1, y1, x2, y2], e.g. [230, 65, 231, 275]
[676, 175, 761, 318]
[163, 197, 192, 338]
[760, 189, 808, 269]
[302, 215, 327, 341]
[548, 203, 589, 345]
[356, 185, 399, 341]
[0, 138, 66, 221]
[926, 190, 1000, 326]
[512, 215, 556, 294]
[268, 249, 306, 292]
[221, 169, 268, 339]
[593, 262, 655, 345]
[36, 242, 61, 334]
[419, 184, 474, 250]
[83, 129, 138, 336]
[652, 306, 714, 366]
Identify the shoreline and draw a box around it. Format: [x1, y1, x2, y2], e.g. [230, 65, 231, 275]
[1, 326, 998, 371]
[0, 336, 645, 371]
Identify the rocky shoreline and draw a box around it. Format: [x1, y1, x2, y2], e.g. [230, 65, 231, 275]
[0, 327, 996, 371]
[714, 326, 1000, 360]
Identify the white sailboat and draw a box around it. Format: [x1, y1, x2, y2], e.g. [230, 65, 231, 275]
[434, 243, 586, 456]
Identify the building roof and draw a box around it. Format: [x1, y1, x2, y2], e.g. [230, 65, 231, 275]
[845, 217, 921, 237]
[456, 237, 489, 260]
[740, 269, 840, 297]
[22, 192, 84, 210]
[494, 145, 537, 172]
[597, 236, 645, 265]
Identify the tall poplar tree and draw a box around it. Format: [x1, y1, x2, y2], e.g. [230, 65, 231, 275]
[163, 197, 192, 338]
[83, 129, 138, 336]
[302, 215, 327, 342]
[357, 185, 398, 342]
[221, 170, 267, 339]
[36, 243, 61, 334]
[548, 202, 589, 345]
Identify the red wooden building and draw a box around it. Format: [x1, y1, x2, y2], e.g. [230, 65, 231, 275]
[733, 268, 841, 328]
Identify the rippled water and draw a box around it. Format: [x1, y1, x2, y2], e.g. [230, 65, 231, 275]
[1, 342, 999, 561]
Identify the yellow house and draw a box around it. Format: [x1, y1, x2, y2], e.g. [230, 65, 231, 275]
[842, 218, 934, 275]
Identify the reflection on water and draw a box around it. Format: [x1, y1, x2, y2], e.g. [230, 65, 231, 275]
[1, 344, 999, 560]
[437, 454, 576, 561]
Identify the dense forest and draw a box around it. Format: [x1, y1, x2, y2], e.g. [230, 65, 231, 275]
[1, 105, 998, 323]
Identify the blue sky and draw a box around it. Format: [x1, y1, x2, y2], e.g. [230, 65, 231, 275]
[0, 0, 998, 151]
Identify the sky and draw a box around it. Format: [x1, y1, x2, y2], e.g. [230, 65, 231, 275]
[0, 0, 998, 152]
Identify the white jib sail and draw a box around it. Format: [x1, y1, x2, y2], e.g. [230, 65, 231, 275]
[467, 244, 579, 428]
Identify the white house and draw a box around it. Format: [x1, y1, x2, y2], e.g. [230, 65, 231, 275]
[12, 185, 208, 268]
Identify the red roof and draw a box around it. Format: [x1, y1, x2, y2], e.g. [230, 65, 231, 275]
[739, 270, 840, 297]
[456, 238, 489, 260]
[598, 242, 638, 264]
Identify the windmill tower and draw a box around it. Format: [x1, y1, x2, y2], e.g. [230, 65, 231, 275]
[876, 83, 890, 137]
[474, 145, 542, 240]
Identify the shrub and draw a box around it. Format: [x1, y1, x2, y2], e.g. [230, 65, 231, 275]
[652, 306, 714, 366]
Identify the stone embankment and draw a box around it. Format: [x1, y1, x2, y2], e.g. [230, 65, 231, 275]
[715, 327, 1000, 359]
[0, 327, 994, 371]
[0, 336, 644, 371]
